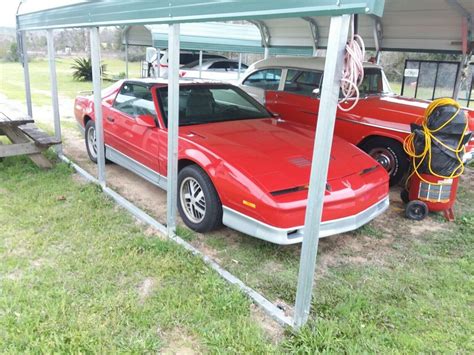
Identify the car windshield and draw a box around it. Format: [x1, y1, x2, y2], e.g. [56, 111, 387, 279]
[156, 85, 271, 128]
[358, 68, 393, 95]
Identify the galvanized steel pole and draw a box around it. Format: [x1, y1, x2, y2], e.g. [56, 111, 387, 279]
[166, 24, 180, 235]
[124, 28, 129, 78]
[199, 50, 203, 79]
[19, 31, 33, 118]
[238, 53, 242, 80]
[294, 15, 351, 328]
[90, 27, 106, 186]
[156, 48, 161, 78]
[46, 29, 62, 154]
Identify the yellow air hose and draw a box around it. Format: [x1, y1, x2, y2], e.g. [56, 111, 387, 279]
[403, 98, 469, 186]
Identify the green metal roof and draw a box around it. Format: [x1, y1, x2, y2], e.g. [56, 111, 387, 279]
[17, 0, 384, 31]
[132, 23, 313, 55]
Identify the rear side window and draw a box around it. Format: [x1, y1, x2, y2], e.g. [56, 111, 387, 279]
[113, 83, 157, 118]
[242, 69, 282, 90]
[209, 61, 232, 70]
[284, 69, 323, 96]
[179, 53, 197, 65]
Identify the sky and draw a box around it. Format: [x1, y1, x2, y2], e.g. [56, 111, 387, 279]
[0, 1, 20, 28]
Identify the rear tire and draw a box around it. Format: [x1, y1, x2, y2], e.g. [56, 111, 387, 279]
[400, 189, 410, 204]
[85, 120, 98, 163]
[360, 137, 408, 187]
[85, 120, 109, 164]
[177, 165, 223, 232]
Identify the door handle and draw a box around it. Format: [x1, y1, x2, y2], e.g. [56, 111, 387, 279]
[106, 116, 115, 123]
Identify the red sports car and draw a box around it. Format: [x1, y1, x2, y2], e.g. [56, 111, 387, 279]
[74, 79, 389, 245]
[239, 56, 474, 186]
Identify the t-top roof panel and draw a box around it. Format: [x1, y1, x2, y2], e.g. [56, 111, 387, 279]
[16, 0, 384, 31]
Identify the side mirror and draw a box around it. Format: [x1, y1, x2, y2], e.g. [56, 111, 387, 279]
[136, 114, 156, 128]
[312, 88, 320, 97]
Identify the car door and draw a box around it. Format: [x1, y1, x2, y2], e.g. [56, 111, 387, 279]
[239, 68, 282, 104]
[107, 82, 160, 172]
[266, 69, 323, 127]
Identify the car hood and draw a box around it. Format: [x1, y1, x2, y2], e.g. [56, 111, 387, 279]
[180, 119, 379, 193]
[351, 94, 474, 134]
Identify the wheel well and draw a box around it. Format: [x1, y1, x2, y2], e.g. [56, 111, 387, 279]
[358, 135, 403, 149]
[178, 159, 198, 172]
[83, 115, 92, 126]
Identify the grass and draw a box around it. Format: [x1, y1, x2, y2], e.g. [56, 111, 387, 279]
[0, 58, 141, 105]
[3, 155, 471, 352]
[0, 155, 274, 353]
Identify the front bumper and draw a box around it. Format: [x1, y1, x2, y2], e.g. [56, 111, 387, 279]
[222, 196, 389, 245]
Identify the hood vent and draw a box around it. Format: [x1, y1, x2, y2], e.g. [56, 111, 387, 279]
[288, 156, 311, 167]
[270, 183, 332, 197]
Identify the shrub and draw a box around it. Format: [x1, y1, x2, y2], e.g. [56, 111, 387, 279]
[71, 57, 107, 81]
[6, 42, 19, 62]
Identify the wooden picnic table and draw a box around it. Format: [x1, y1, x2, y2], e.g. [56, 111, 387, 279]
[0, 112, 61, 168]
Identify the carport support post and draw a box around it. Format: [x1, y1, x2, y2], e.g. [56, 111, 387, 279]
[294, 15, 350, 328]
[199, 50, 203, 79]
[156, 48, 161, 78]
[46, 29, 62, 154]
[238, 53, 242, 80]
[19, 31, 33, 118]
[166, 23, 180, 235]
[90, 27, 106, 186]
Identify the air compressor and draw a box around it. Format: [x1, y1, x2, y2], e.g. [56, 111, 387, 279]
[401, 98, 472, 221]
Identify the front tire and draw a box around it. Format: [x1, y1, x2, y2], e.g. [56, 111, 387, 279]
[177, 165, 223, 233]
[360, 137, 408, 187]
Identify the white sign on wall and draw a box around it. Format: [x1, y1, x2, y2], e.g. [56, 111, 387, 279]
[404, 68, 419, 78]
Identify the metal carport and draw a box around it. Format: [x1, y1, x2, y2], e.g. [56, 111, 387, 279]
[16, 0, 383, 329]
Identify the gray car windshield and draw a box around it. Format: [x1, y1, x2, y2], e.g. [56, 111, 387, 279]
[157, 85, 271, 128]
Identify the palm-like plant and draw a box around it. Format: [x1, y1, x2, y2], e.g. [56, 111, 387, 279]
[71, 57, 107, 81]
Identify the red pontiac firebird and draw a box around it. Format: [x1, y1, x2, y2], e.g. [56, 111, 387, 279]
[74, 79, 389, 245]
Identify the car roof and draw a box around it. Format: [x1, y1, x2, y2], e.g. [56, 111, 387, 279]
[248, 56, 381, 72]
[121, 77, 229, 87]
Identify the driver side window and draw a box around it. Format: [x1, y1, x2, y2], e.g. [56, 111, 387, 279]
[113, 83, 157, 118]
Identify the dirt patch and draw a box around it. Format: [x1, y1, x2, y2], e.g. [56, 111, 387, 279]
[274, 298, 294, 319]
[137, 277, 157, 304]
[0, 187, 9, 194]
[190, 237, 223, 264]
[408, 221, 447, 236]
[71, 173, 89, 185]
[250, 304, 285, 344]
[3, 269, 22, 281]
[159, 328, 203, 355]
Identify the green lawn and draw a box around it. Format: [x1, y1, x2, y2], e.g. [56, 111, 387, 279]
[0, 58, 141, 106]
[1, 152, 473, 352]
[0, 154, 274, 353]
